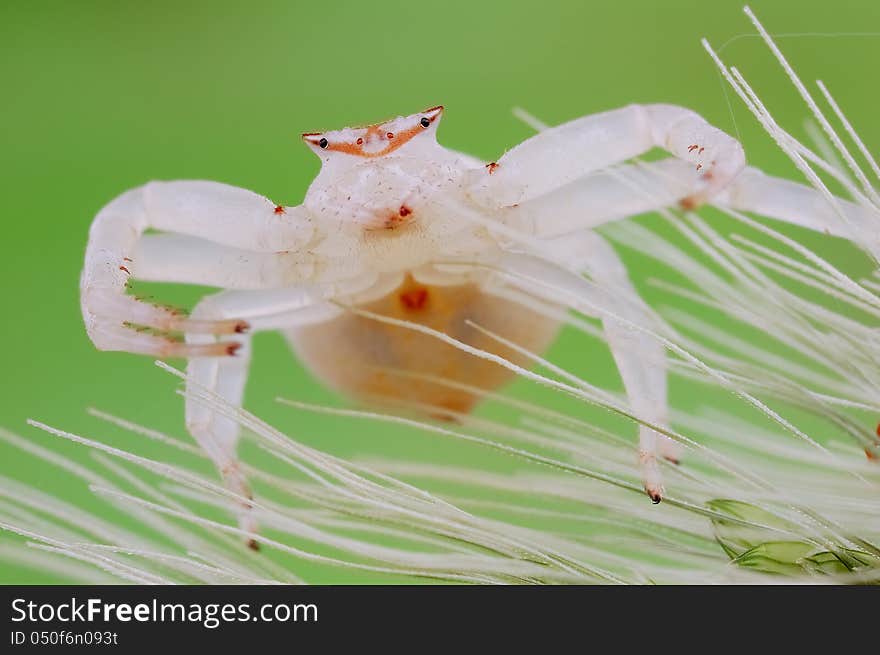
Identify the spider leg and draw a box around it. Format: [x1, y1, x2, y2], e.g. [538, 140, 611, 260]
[182, 286, 350, 546]
[566, 231, 680, 465]
[496, 245, 673, 502]
[467, 103, 744, 209]
[132, 233, 316, 290]
[715, 166, 880, 242]
[499, 159, 698, 238]
[81, 182, 314, 357]
[185, 311, 256, 543]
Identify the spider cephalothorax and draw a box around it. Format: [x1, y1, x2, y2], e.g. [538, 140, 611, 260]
[300, 106, 462, 232]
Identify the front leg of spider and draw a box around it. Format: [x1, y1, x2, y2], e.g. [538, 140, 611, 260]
[82, 182, 321, 546]
[467, 103, 745, 215]
[81, 181, 314, 357]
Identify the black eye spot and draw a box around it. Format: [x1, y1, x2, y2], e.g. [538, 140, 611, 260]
[420, 117, 430, 128]
[318, 137, 328, 149]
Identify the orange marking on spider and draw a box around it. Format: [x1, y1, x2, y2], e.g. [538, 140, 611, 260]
[302, 105, 443, 159]
[379, 204, 416, 230]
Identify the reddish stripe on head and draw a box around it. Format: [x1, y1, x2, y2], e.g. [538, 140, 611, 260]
[303, 105, 443, 158]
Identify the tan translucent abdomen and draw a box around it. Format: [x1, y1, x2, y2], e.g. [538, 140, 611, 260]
[285, 274, 561, 416]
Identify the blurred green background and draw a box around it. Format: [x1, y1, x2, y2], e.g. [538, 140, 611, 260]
[1, 0, 878, 583]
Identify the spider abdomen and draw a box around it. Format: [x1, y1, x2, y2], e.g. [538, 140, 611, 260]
[285, 274, 561, 418]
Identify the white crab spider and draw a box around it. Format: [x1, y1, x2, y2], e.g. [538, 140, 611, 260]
[81, 103, 873, 544]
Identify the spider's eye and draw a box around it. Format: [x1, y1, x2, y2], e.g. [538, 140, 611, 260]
[318, 137, 328, 149]
[420, 117, 431, 128]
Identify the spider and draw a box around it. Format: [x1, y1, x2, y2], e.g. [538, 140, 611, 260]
[81, 104, 869, 544]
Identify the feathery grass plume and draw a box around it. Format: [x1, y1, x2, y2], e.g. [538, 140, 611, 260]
[2, 5, 879, 583]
